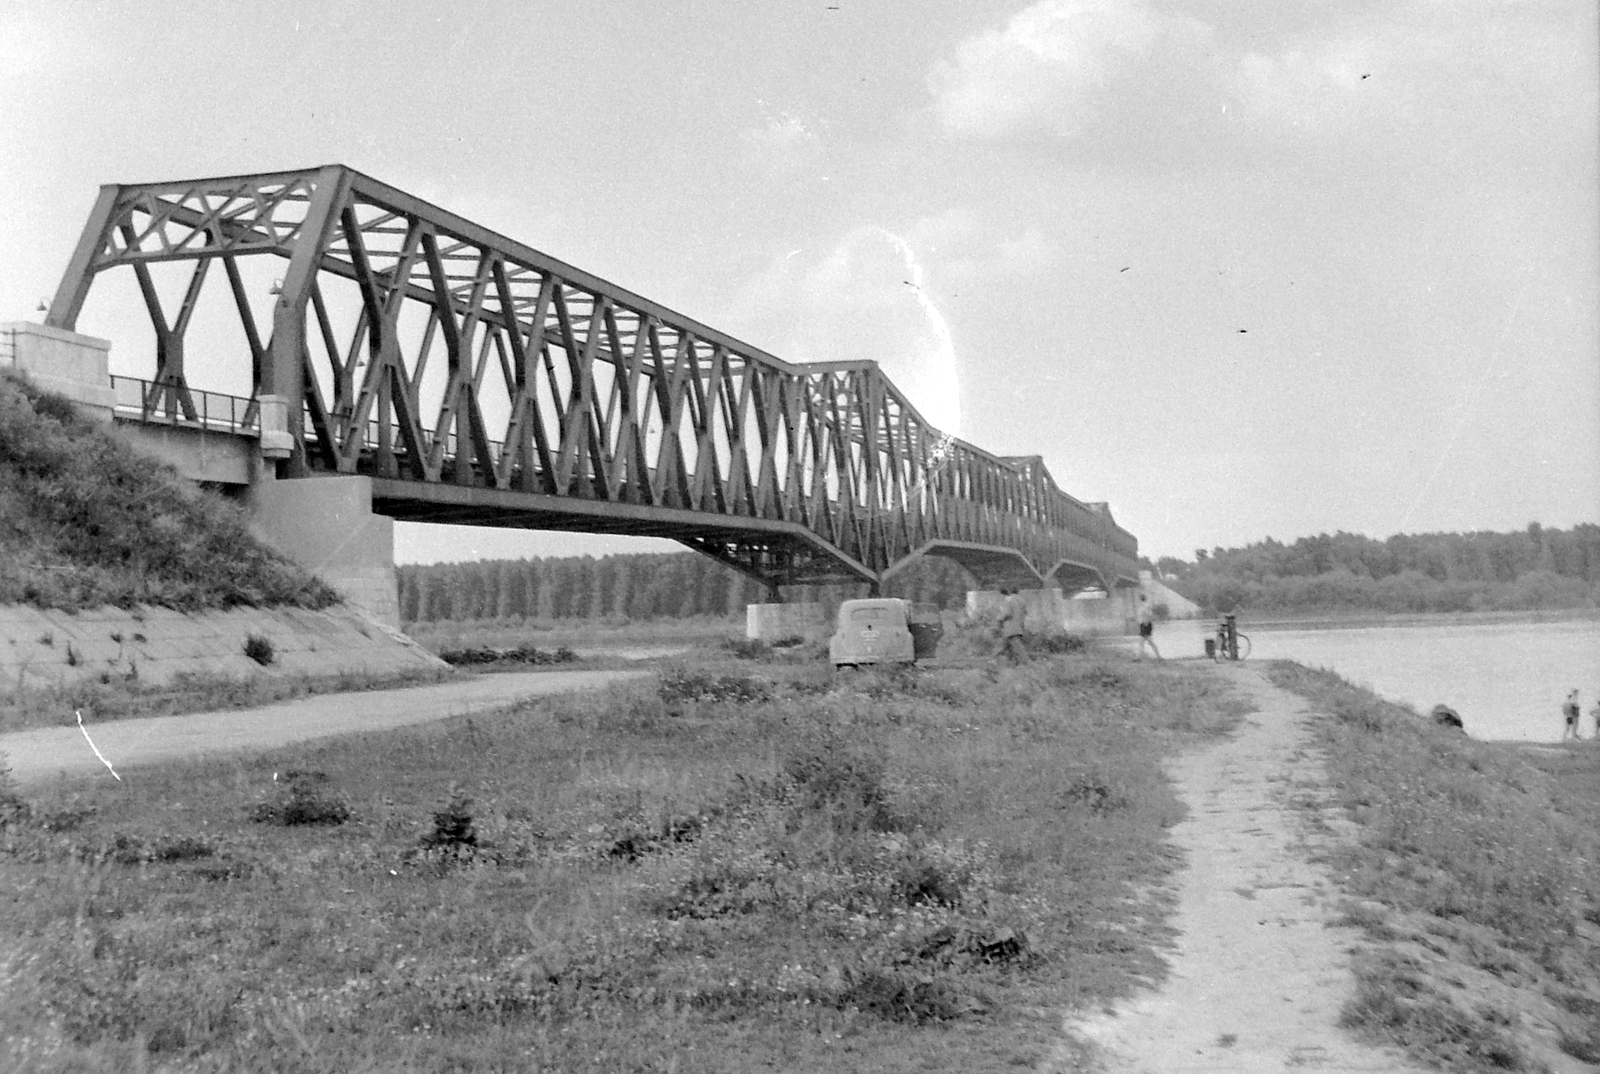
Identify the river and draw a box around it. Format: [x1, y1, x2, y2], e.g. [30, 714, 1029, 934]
[1143, 615, 1600, 743]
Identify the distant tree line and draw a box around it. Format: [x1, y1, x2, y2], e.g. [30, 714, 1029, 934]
[1157, 524, 1600, 614]
[397, 551, 977, 624]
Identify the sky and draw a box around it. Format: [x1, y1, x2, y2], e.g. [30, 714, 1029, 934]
[2, 0, 1595, 566]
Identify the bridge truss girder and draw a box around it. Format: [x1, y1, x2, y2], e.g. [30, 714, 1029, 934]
[46, 165, 1141, 592]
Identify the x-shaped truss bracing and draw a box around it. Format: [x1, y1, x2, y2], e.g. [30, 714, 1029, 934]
[46, 165, 1140, 592]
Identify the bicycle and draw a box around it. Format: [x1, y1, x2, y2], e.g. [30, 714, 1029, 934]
[1210, 616, 1252, 662]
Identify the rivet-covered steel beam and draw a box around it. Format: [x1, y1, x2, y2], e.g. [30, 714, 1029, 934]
[47, 165, 1140, 591]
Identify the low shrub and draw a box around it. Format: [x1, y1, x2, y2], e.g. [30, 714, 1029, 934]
[421, 787, 478, 850]
[250, 769, 351, 826]
[242, 633, 275, 666]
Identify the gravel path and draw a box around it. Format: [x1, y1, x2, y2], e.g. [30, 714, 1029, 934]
[0, 669, 644, 789]
[1064, 664, 1421, 1073]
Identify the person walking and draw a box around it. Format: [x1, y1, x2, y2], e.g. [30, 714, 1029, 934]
[1591, 695, 1600, 740]
[995, 588, 1030, 664]
[1136, 594, 1161, 661]
[1561, 689, 1581, 742]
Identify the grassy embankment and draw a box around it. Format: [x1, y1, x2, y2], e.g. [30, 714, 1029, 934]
[0, 373, 458, 729]
[0, 642, 1245, 1073]
[1270, 662, 1600, 1073]
[0, 373, 337, 614]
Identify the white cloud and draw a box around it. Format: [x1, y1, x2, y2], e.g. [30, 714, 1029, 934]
[739, 109, 825, 173]
[927, 0, 1214, 140]
[926, 0, 1597, 171]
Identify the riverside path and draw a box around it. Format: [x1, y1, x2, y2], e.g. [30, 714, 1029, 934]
[1, 668, 644, 789]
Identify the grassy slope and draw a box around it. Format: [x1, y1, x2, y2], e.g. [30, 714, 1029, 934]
[0, 646, 1244, 1073]
[1269, 661, 1600, 1073]
[0, 373, 337, 612]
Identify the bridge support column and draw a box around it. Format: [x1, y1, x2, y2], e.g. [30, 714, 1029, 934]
[746, 602, 825, 643]
[0, 322, 116, 422]
[246, 475, 400, 629]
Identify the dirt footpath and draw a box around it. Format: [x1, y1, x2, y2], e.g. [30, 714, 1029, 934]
[1063, 664, 1421, 1073]
[1, 669, 645, 789]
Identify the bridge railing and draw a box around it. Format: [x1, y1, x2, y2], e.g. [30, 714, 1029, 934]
[110, 375, 259, 435]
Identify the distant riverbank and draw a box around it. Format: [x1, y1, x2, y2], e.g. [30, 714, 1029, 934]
[1216, 607, 1600, 633]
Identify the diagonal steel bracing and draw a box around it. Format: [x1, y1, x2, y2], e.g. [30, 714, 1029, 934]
[46, 165, 1140, 592]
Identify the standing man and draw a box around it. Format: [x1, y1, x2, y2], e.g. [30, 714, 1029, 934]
[1562, 689, 1581, 741]
[995, 587, 1029, 664]
[1137, 594, 1161, 661]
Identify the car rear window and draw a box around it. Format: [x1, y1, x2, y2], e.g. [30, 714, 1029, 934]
[851, 608, 889, 621]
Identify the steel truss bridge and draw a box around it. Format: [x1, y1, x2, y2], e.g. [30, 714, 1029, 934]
[45, 165, 1139, 594]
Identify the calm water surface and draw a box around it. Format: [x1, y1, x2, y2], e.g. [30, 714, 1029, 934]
[1151, 617, 1600, 742]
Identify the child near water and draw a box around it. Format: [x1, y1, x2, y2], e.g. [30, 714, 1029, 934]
[1562, 689, 1581, 741]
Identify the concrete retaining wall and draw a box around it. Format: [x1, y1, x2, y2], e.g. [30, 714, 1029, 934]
[0, 602, 444, 693]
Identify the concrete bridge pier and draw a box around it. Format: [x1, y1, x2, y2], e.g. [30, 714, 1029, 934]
[246, 475, 401, 629]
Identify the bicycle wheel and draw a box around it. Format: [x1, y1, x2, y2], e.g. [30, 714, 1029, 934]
[1234, 633, 1252, 661]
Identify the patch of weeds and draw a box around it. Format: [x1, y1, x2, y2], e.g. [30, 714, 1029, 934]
[604, 807, 710, 862]
[91, 832, 216, 866]
[250, 769, 351, 826]
[192, 858, 255, 882]
[721, 637, 770, 660]
[1059, 777, 1130, 815]
[1331, 899, 1404, 942]
[656, 666, 771, 710]
[838, 967, 971, 1023]
[0, 751, 28, 826]
[781, 727, 903, 832]
[437, 643, 577, 667]
[1342, 949, 1529, 1072]
[1031, 629, 1086, 654]
[242, 632, 275, 666]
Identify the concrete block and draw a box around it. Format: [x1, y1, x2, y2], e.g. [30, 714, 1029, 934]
[746, 602, 825, 642]
[1, 322, 115, 420]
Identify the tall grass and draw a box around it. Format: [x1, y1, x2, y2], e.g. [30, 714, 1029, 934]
[0, 651, 1242, 1072]
[0, 373, 338, 612]
[1269, 661, 1600, 1072]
